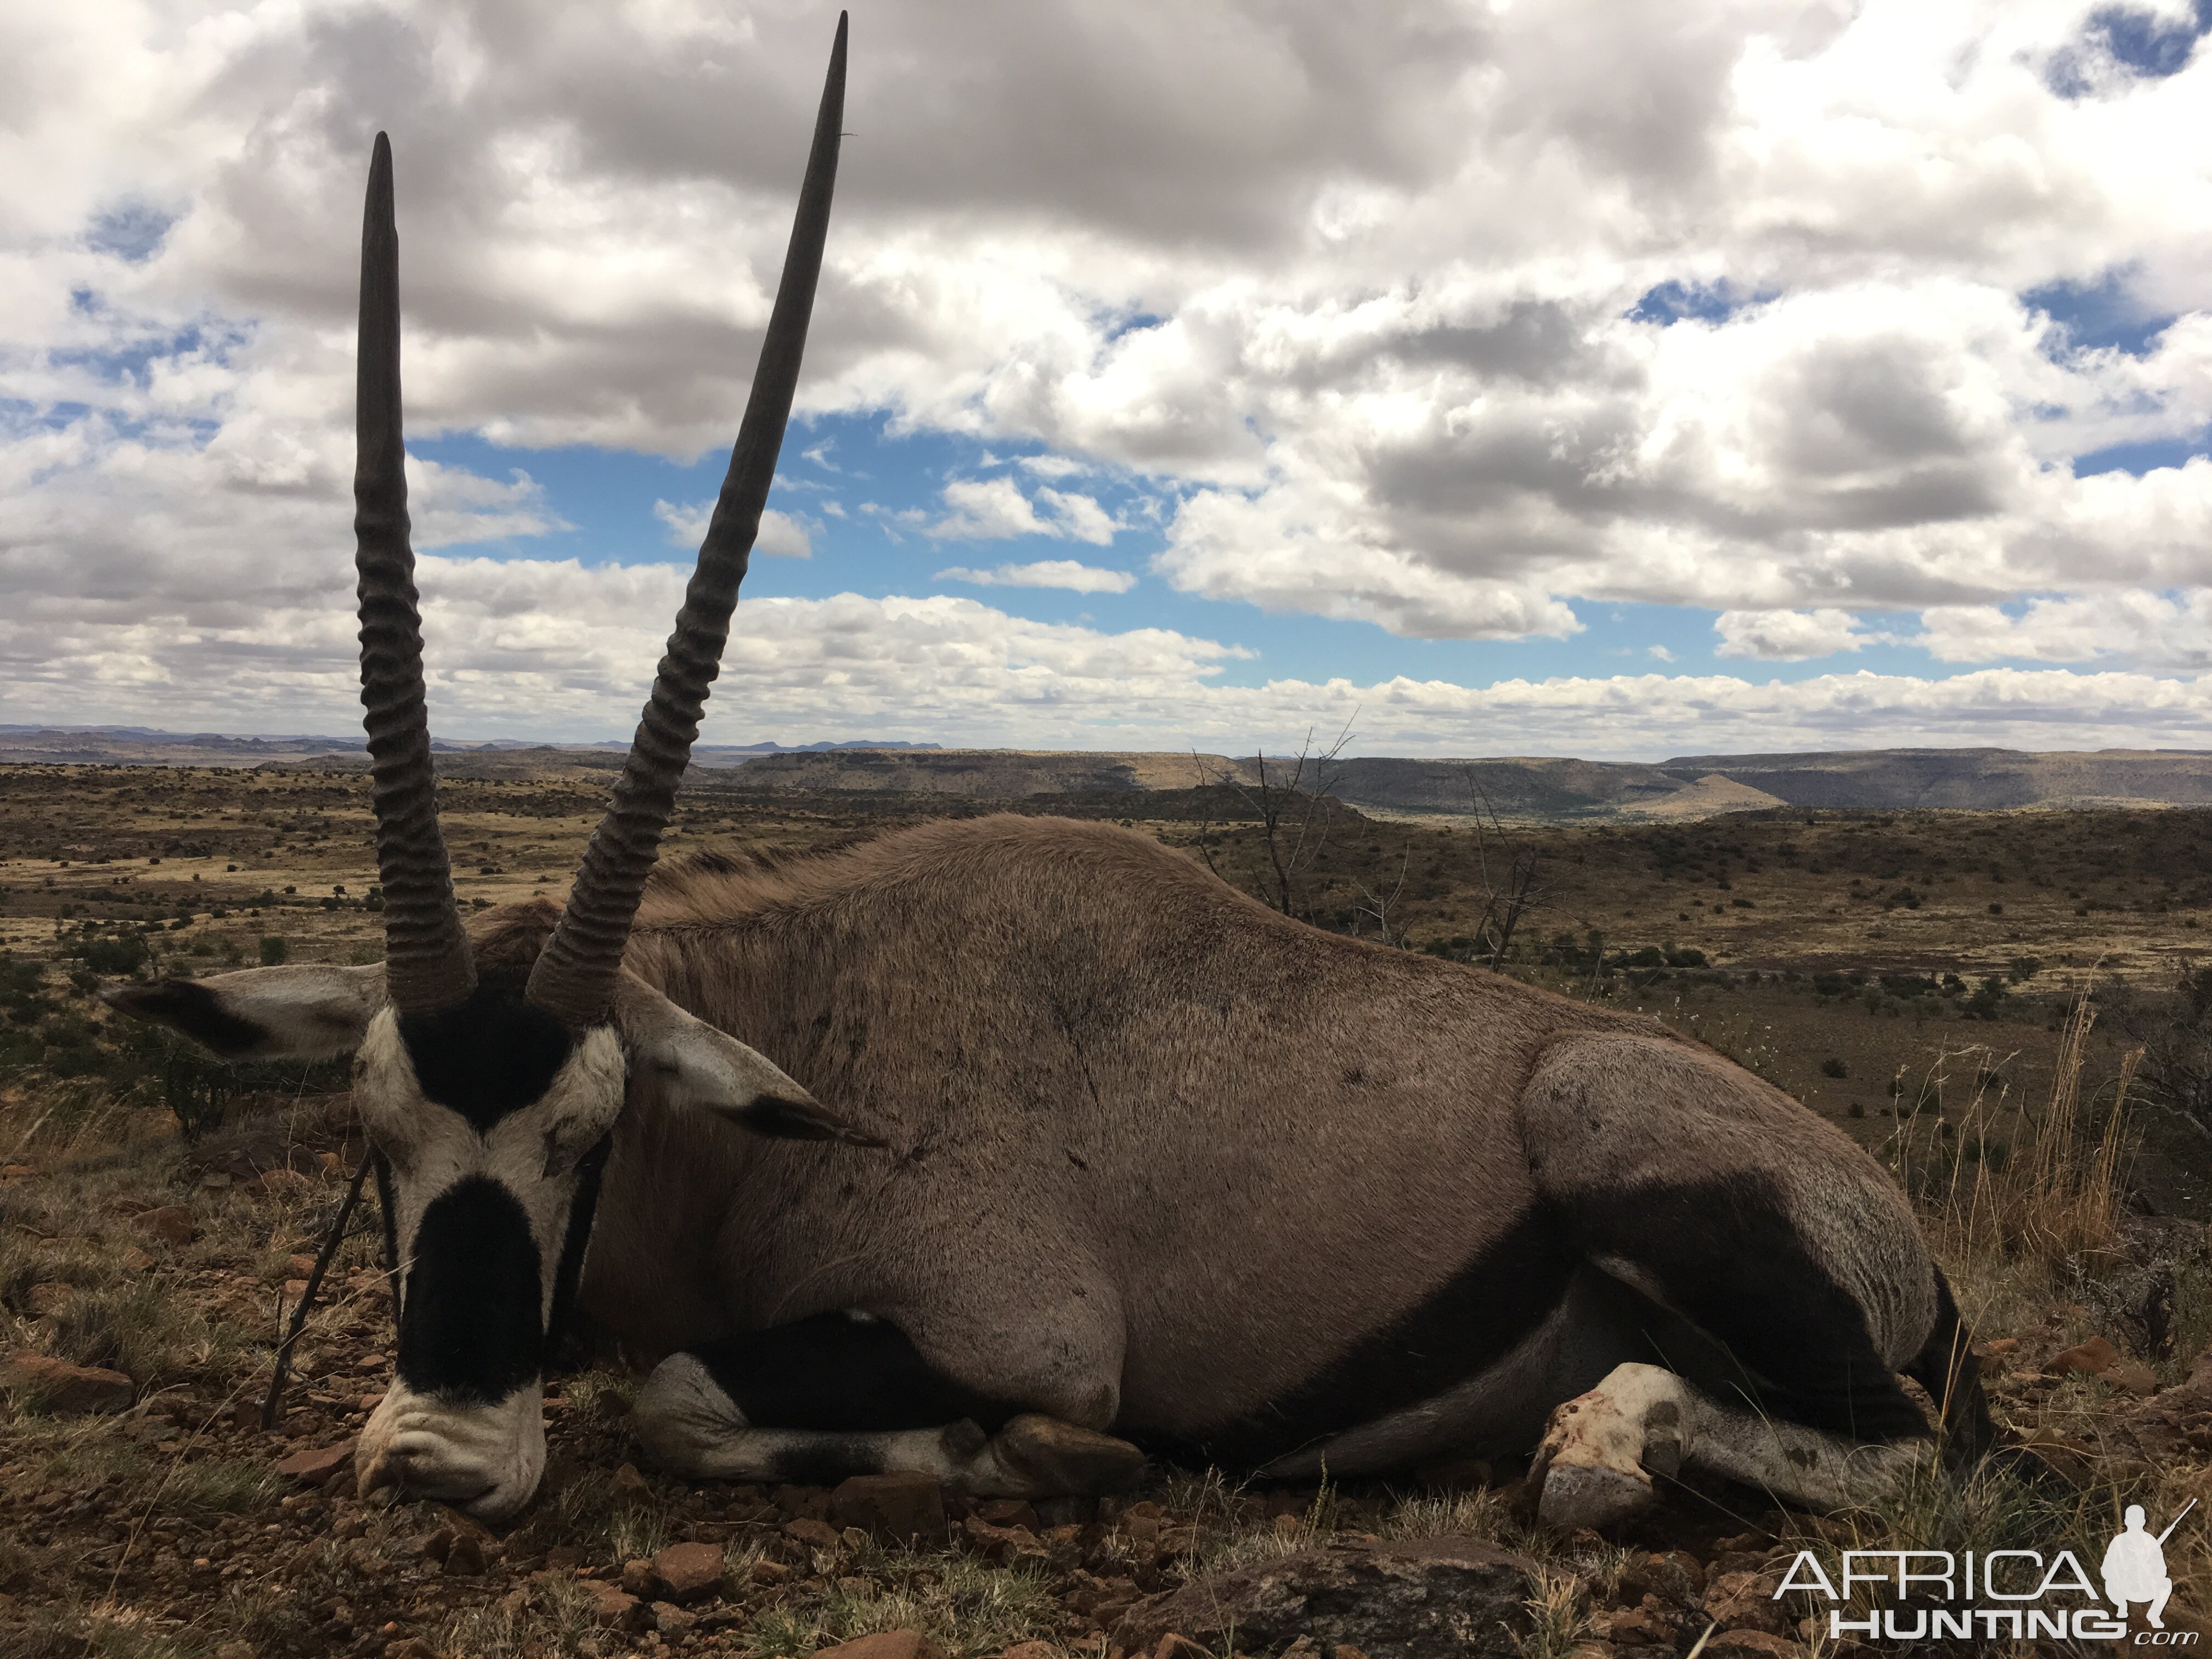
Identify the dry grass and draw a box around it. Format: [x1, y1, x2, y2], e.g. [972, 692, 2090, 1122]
[1891, 981, 2138, 1286]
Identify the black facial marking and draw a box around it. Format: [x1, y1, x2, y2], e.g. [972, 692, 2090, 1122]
[543, 1133, 612, 1373]
[104, 980, 267, 1058]
[397, 975, 573, 1132]
[1556, 1173, 1932, 1443]
[396, 1176, 543, 1403]
[690, 1312, 1018, 1434]
[1155, 1208, 1577, 1470]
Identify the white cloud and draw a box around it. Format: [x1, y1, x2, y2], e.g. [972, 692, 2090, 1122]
[1914, 589, 2212, 669]
[7, 0, 2212, 742]
[7, 549, 2211, 759]
[1714, 607, 1873, 661]
[928, 476, 1121, 545]
[653, 499, 811, 557]
[928, 476, 1052, 541]
[1035, 487, 1119, 545]
[935, 560, 1137, 594]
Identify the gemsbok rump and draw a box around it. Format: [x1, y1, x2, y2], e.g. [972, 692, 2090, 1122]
[109, 14, 1989, 1525]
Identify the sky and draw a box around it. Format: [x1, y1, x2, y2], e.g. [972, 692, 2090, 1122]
[4, 0, 2211, 761]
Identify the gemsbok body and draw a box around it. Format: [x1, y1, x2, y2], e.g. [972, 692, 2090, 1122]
[111, 14, 1988, 1526]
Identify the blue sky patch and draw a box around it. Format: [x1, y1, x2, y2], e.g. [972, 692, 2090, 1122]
[1626, 280, 1765, 328]
[2024, 269, 2174, 357]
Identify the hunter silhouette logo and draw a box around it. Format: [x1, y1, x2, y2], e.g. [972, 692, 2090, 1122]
[1776, 1502, 2199, 1644]
[2104, 1501, 2191, 1632]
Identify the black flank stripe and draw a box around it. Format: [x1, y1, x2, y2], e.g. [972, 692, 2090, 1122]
[1158, 1207, 1576, 1470]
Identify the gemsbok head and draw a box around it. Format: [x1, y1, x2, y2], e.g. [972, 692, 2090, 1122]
[107, 14, 869, 1517]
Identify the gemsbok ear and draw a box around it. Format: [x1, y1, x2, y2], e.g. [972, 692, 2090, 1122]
[613, 974, 880, 1146]
[101, 964, 387, 1060]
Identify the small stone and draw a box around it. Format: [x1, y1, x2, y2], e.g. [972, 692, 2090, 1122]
[654, 1602, 699, 1635]
[445, 1533, 485, 1575]
[275, 1442, 356, 1485]
[356, 1353, 388, 1372]
[652, 1541, 726, 1602]
[1701, 1571, 1787, 1635]
[289, 1254, 319, 1278]
[621, 1559, 655, 1596]
[975, 1498, 1042, 1531]
[26, 1283, 73, 1317]
[3, 1353, 134, 1415]
[1153, 1638, 1210, 1659]
[579, 1578, 645, 1630]
[133, 1205, 195, 1248]
[612, 1462, 653, 1505]
[2052, 1334, 2122, 1375]
[752, 1559, 794, 1585]
[784, 1516, 843, 1551]
[813, 1633, 949, 1659]
[545, 1545, 584, 1573]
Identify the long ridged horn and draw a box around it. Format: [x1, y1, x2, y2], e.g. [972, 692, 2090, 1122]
[355, 132, 476, 1015]
[526, 14, 847, 1028]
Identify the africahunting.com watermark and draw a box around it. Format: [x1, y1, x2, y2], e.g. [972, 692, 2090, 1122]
[1775, 1502, 2199, 1644]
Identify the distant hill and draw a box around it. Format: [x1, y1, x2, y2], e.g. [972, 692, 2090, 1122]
[0, 726, 935, 773]
[1656, 747, 2212, 810]
[5, 726, 2211, 821]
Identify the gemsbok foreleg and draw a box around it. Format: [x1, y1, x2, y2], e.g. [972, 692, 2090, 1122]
[1519, 1033, 1987, 1527]
[631, 1308, 1145, 1496]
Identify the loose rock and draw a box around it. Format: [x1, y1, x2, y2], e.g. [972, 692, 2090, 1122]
[579, 1578, 646, 1630]
[1701, 1570, 1788, 1635]
[651, 1541, 727, 1602]
[1114, 1534, 1537, 1659]
[274, 1442, 356, 1485]
[833, 1471, 950, 1544]
[3, 1353, 134, 1415]
[814, 1633, 949, 1659]
[785, 1516, 844, 1551]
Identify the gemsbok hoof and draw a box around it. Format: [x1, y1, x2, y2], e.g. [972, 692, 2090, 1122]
[992, 1414, 1147, 1495]
[1531, 1362, 1689, 1531]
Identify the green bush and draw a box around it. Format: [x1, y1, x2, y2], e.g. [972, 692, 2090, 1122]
[258, 936, 289, 966]
[72, 933, 148, 976]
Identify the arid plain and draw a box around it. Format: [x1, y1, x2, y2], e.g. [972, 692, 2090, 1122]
[6, 758, 2212, 1657]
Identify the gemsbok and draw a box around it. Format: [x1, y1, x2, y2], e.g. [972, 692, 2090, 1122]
[108, 13, 1989, 1525]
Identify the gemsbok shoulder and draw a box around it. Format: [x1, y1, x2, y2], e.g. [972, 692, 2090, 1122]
[108, 13, 1989, 1525]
